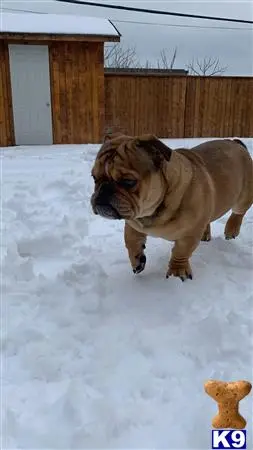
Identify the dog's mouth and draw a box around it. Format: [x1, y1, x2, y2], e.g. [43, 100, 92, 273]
[94, 203, 122, 220]
[91, 191, 135, 220]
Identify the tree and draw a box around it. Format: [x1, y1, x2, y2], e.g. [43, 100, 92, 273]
[157, 47, 178, 70]
[186, 57, 227, 76]
[104, 44, 178, 70]
[104, 44, 227, 76]
[104, 43, 140, 68]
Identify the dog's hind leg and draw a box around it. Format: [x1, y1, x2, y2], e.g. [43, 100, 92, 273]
[225, 212, 246, 240]
[225, 163, 253, 240]
[201, 223, 211, 242]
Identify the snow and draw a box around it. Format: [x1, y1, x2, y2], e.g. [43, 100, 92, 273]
[2, 138, 253, 449]
[0, 12, 120, 37]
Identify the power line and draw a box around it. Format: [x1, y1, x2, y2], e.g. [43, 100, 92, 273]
[114, 18, 252, 32]
[54, 0, 253, 25]
[1, 7, 47, 15]
[3, 7, 251, 31]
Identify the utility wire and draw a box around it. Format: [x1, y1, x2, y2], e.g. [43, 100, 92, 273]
[2, 7, 253, 31]
[54, 0, 253, 25]
[2, 6, 252, 31]
[1, 7, 47, 15]
[114, 18, 252, 32]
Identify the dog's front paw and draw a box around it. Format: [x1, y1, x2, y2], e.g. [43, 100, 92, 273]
[166, 259, 193, 282]
[133, 253, 146, 274]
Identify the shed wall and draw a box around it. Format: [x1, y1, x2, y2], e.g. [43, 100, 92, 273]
[0, 41, 14, 146]
[49, 41, 104, 144]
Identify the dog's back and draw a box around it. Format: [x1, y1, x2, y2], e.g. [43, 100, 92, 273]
[189, 138, 250, 160]
[184, 138, 252, 174]
[232, 138, 248, 150]
[176, 138, 253, 221]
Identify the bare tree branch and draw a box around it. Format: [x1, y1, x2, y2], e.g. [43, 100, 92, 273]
[104, 44, 179, 70]
[143, 59, 151, 69]
[156, 47, 178, 69]
[170, 47, 178, 69]
[105, 44, 226, 77]
[186, 57, 227, 76]
[104, 45, 116, 63]
[104, 43, 140, 68]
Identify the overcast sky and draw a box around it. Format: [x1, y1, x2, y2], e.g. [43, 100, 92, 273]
[1, 0, 253, 75]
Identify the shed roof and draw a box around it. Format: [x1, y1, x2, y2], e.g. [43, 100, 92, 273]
[0, 12, 121, 41]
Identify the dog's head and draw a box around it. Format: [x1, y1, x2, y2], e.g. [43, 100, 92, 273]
[90, 133, 172, 220]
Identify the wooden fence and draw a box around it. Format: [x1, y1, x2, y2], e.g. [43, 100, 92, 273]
[105, 75, 253, 138]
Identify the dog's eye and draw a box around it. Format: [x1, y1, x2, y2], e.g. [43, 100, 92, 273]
[118, 179, 137, 188]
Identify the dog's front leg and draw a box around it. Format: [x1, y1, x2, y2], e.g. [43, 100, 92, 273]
[167, 236, 201, 281]
[124, 222, 147, 274]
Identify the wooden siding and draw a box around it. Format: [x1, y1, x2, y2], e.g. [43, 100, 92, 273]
[105, 75, 253, 138]
[105, 75, 187, 138]
[0, 41, 14, 146]
[49, 41, 105, 144]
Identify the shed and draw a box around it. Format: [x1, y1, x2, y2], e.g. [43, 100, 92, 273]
[0, 12, 120, 147]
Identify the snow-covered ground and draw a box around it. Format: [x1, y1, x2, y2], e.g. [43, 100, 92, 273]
[2, 138, 253, 449]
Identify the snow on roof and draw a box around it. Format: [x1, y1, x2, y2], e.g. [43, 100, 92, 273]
[0, 12, 120, 38]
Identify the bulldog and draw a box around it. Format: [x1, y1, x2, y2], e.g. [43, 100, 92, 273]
[90, 133, 253, 281]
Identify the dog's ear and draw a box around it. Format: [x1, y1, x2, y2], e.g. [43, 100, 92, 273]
[134, 134, 172, 169]
[104, 131, 131, 143]
[104, 133, 114, 143]
[104, 125, 128, 143]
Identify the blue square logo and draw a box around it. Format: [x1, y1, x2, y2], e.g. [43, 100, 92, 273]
[212, 430, 246, 449]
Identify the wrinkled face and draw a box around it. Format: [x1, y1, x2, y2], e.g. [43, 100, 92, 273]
[90, 133, 172, 220]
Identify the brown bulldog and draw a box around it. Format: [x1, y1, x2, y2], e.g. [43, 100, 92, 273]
[90, 134, 253, 281]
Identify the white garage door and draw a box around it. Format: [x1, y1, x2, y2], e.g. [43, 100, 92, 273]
[8, 44, 53, 146]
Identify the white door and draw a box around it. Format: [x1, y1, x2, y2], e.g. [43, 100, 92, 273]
[8, 44, 53, 145]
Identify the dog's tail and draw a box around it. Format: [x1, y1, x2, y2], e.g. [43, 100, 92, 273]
[233, 138, 248, 150]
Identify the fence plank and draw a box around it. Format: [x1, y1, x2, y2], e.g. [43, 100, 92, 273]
[105, 74, 253, 138]
[105, 75, 187, 138]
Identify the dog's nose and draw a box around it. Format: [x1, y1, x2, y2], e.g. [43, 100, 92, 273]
[97, 181, 115, 204]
